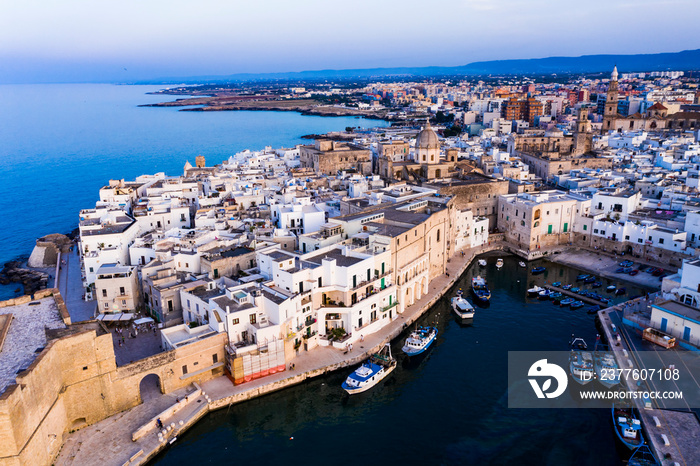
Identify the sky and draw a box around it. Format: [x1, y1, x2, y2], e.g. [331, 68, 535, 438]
[1, 0, 700, 83]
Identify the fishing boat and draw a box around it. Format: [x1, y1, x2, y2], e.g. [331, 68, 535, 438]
[451, 290, 475, 321]
[570, 300, 584, 309]
[591, 281, 602, 288]
[518, 261, 526, 268]
[538, 289, 551, 300]
[478, 259, 487, 267]
[471, 276, 491, 302]
[552, 281, 561, 287]
[628, 445, 660, 466]
[612, 403, 645, 449]
[527, 285, 544, 297]
[496, 258, 504, 269]
[560, 298, 574, 307]
[615, 287, 627, 296]
[569, 339, 594, 385]
[549, 292, 563, 300]
[576, 274, 590, 281]
[342, 344, 396, 394]
[531, 266, 546, 274]
[402, 326, 438, 356]
[607, 285, 617, 292]
[571, 287, 580, 293]
[584, 276, 596, 284]
[562, 284, 573, 290]
[570, 335, 588, 349]
[594, 351, 620, 388]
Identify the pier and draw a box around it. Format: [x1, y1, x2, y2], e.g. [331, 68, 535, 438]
[597, 301, 700, 466]
[544, 284, 608, 307]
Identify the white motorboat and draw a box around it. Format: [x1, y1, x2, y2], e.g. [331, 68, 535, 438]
[342, 344, 396, 394]
[452, 291, 475, 321]
[478, 259, 487, 267]
[496, 258, 504, 269]
[527, 285, 544, 297]
[519, 261, 526, 268]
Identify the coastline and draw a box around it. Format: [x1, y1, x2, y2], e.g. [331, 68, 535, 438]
[56, 240, 508, 466]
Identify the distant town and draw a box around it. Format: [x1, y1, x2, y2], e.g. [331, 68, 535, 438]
[3, 67, 700, 465]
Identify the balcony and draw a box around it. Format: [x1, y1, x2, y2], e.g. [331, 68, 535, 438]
[381, 301, 399, 312]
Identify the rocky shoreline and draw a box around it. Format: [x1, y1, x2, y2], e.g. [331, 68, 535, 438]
[0, 260, 48, 296]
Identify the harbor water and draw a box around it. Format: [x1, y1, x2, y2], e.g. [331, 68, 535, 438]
[153, 255, 648, 466]
[0, 84, 389, 300]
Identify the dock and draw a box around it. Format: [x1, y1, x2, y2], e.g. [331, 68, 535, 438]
[544, 284, 608, 307]
[597, 301, 700, 466]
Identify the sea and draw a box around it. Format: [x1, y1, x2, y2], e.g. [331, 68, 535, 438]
[0, 83, 389, 300]
[153, 255, 647, 466]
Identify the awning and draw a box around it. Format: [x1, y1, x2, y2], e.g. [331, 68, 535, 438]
[119, 313, 135, 321]
[134, 317, 154, 325]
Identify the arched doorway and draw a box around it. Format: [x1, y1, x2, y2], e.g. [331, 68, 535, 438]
[139, 373, 162, 402]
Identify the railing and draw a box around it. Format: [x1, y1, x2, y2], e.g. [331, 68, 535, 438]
[381, 301, 399, 312]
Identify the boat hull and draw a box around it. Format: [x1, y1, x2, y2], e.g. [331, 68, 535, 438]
[342, 363, 396, 395]
[402, 329, 438, 356]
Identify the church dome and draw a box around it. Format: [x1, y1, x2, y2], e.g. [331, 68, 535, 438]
[415, 122, 439, 150]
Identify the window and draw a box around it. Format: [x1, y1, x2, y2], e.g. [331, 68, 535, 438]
[594, 229, 599, 234]
[436, 230, 440, 242]
[601, 231, 606, 235]
[250, 314, 257, 324]
[102, 289, 107, 297]
[232, 318, 239, 325]
[122, 300, 126, 305]
[638, 239, 643, 243]
[659, 238, 664, 244]
[213, 354, 218, 364]
[521, 220, 526, 226]
[625, 235, 630, 240]
[182, 365, 188, 375]
[119, 286, 125, 295]
[583, 225, 588, 231]
[104, 303, 109, 309]
[89, 267, 94, 273]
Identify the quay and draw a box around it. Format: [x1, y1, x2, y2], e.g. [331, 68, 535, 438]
[597, 301, 700, 466]
[55, 239, 508, 466]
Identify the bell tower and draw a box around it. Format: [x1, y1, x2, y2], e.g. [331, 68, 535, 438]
[602, 66, 619, 133]
[573, 106, 592, 155]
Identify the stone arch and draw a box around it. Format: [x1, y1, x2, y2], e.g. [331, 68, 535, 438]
[139, 373, 162, 402]
[414, 282, 422, 301]
[405, 286, 414, 307]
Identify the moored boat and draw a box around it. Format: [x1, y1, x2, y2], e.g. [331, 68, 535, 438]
[591, 281, 602, 288]
[527, 285, 544, 297]
[452, 290, 475, 321]
[538, 289, 551, 300]
[594, 351, 620, 388]
[342, 344, 396, 394]
[531, 266, 546, 274]
[562, 284, 573, 290]
[496, 258, 504, 269]
[607, 285, 617, 292]
[552, 281, 561, 287]
[612, 403, 644, 449]
[584, 276, 596, 284]
[615, 287, 627, 295]
[576, 274, 590, 281]
[560, 298, 574, 307]
[549, 292, 563, 300]
[471, 276, 491, 302]
[402, 326, 438, 356]
[478, 259, 487, 267]
[570, 300, 584, 309]
[569, 348, 594, 385]
[518, 261, 526, 268]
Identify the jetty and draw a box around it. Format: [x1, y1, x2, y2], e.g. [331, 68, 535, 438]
[544, 284, 608, 307]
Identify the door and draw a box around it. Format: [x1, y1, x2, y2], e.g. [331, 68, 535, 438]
[547, 224, 553, 234]
[563, 222, 568, 233]
[683, 326, 691, 341]
[358, 317, 362, 327]
[381, 263, 385, 274]
[381, 278, 385, 289]
[660, 318, 668, 333]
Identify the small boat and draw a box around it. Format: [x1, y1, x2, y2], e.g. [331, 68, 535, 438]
[594, 351, 620, 388]
[591, 281, 602, 288]
[552, 281, 561, 287]
[628, 445, 660, 466]
[586, 305, 601, 314]
[600, 297, 612, 305]
[549, 292, 563, 300]
[402, 326, 438, 356]
[570, 300, 584, 309]
[561, 284, 573, 290]
[527, 285, 544, 297]
[570, 335, 588, 349]
[478, 259, 487, 267]
[531, 266, 546, 274]
[452, 291, 475, 321]
[615, 287, 627, 296]
[612, 403, 644, 449]
[584, 276, 596, 284]
[496, 258, 504, 269]
[471, 276, 491, 302]
[518, 261, 526, 268]
[560, 298, 574, 307]
[342, 344, 396, 394]
[569, 349, 595, 385]
[571, 287, 580, 293]
[619, 260, 634, 267]
[538, 289, 551, 300]
[576, 274, 590, 281]
[607, 285, 617, 292]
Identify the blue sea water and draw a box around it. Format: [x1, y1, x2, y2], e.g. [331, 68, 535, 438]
[0, 84, 389, 299]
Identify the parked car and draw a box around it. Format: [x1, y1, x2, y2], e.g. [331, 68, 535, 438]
[619, 260, 634, 267]
[645, 267, 656, 274]
[652, 268, 664, 276]
[629, 269, 640, 276]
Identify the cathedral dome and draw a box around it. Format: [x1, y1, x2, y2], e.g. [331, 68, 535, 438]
[415, 122, 439, 150]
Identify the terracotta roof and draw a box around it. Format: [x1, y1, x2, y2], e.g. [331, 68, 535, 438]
[648, 102, 667, 111]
